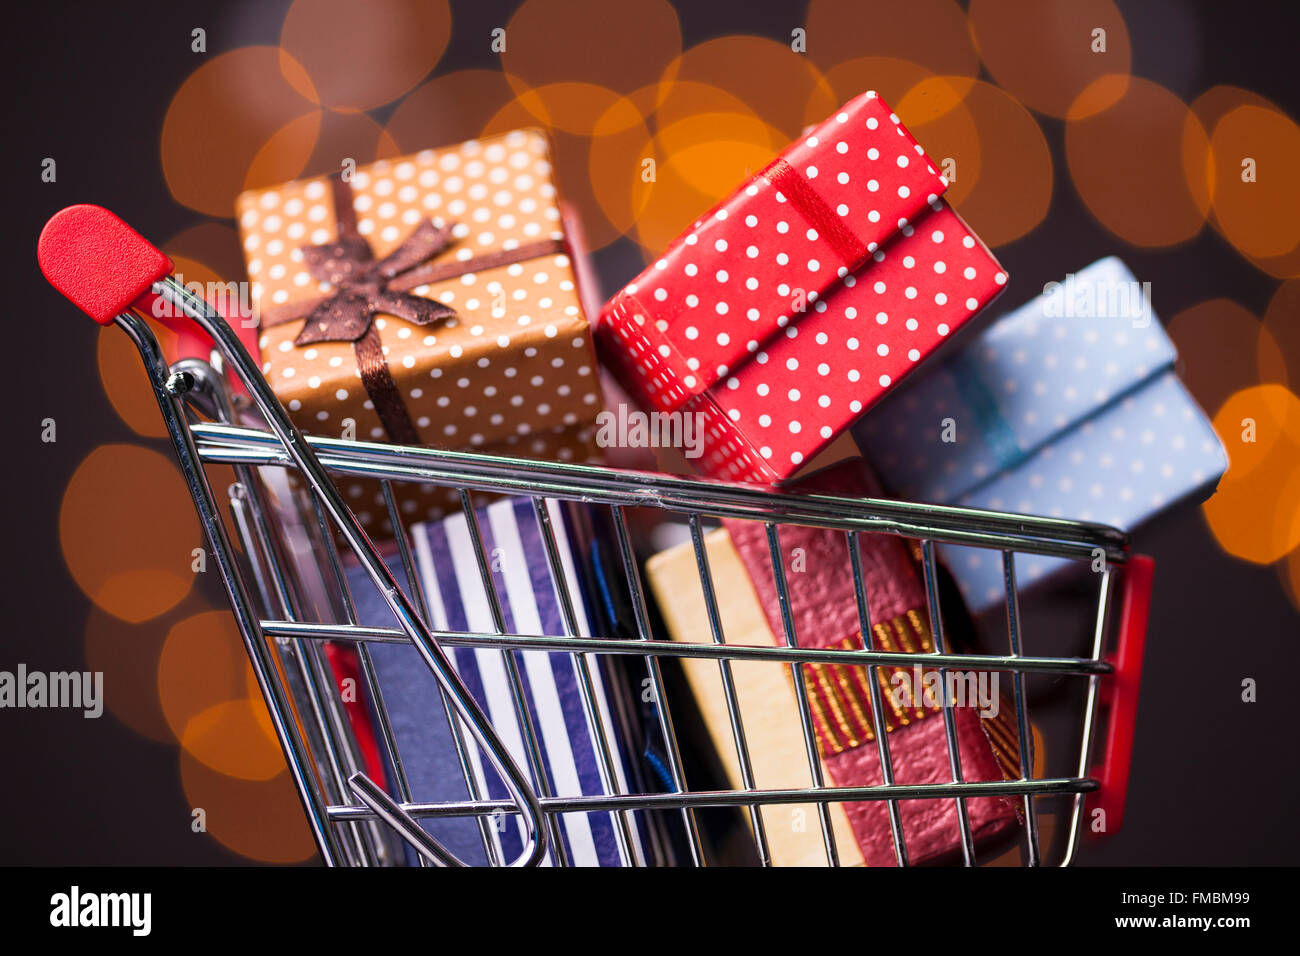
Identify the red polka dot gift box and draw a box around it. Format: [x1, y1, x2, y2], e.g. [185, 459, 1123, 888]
[597, 92, 1007, 483]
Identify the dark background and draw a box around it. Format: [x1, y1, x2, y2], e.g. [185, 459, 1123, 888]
[2, 0, 1297, 865]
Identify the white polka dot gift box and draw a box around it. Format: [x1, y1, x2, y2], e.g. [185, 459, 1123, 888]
[854, 256, 1228, 612]
[235, 130, 606, 531]
[597, 91, 1007, 483]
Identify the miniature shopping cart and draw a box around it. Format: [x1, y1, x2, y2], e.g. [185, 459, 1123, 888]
[39, 204, 1152, 867]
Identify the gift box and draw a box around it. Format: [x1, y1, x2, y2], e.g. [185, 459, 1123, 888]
[597, 91, 1006, 484]
[235, 130, 606, 463]
[854, 257, 1228, 611]
[646, 462, 1023, 866]
[343, 496, 670, 866]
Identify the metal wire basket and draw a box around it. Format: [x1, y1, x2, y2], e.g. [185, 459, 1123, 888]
[39, 204, 1152, 867]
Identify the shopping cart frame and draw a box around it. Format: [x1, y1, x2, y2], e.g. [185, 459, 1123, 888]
[40, 205, 1152, 868]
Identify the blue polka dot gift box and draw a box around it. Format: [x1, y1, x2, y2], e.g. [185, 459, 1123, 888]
[854, 256, 1228, 612]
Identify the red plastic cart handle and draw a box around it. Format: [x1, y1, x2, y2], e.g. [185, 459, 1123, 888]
[1088, 553, 1154, 837]
[37, 204, 173, 324]
[39, 203, 261, 385]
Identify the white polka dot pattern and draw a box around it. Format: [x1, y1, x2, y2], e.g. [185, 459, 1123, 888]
[235, 130, 605, 460]
[936, 372, 1227, 612]
[602, 91, 949, 406]
[857, 257, 1179, 504]
[602, 200, 1005, 483]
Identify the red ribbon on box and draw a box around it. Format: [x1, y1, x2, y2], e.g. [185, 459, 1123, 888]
[597, 91, 1007, 483]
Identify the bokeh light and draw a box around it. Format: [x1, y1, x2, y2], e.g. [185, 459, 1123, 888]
[900, 78, 1051, 246]
[84, 606, 174, 743]
[1167, 299, 1283, 417]
[509, 81, 643, 137]
[655, 111, 782, 198]
[1189, 86, 1300, 278]
[60, 445, 199, 623]
[385, 69, 519, 153]
[181, 699, 287, 783]
[1067, 76, 1210, 247]
[1208, 105, 1300, 260]
[180, 752, 317, 864]
[1203, 384, 1300, 564]
[893, 76, 980, 207]
[246, 110, 401, 195]
[1261, 280, 1300, 387]
[659, 35, 836, 140]
[587, 96, 657, 242]
[806, 0, 979, 87]
[1282, 546, 1300, 616]
[480, 95, 650, 252]
[821, 57, 942, 120]
[161, 47, 319, 219]
[164, 224, 247, 295]
[968, 0, 1132, 119]
[632, 111, 783, 256]
[502, 0, 682, 118]
[96, 319, 172, 439]
[158, 610, 284, 780]
[279, 0, 450, 111]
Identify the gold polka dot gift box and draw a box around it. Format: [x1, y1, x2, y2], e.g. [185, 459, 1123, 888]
[236, 131, 606, 530]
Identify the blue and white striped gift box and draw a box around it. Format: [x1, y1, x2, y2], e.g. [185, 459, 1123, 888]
[346, 497, 653, 866]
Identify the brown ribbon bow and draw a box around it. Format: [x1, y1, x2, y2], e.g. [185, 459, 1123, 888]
[262, 174, 566, 446]
[293, 219, 458, 347]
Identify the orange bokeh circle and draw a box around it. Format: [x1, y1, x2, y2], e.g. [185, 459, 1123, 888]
[1262, 281, 1300, 388]
[162, 47, 320, 219]
[165, 225, 247, 294]
[181, 699, 287, 783]
[968, 0, 1132, 119]
[1067, 76, 1210, 248]
[60, 445, 199, 623]
[385, 69, 519, 154]
[630, 110, 784, 257]
[506, 81, 645, 137]
[181, 752, 317, 864]
[821, 57, 943, 122]
[1167, 299, 1283, 417]
[658, 35, 836, 140]
[894, 76, 981, 208]
[1191, 87, 1300, 279]
[806, 0, 979, 84]
[902, 78, 1051, 247]
[479, 95, 650, 253]
[1203, 384, 1300, 564]
[246, 110, 401, 196]
[502, 0, 682, 117]
[157, 609, 284, 780]
[84, 606, 174, 743]
[280, 0, 450, 111]
[1209, 105, 1300, 260]
[1283, 546, 1300, 616]
[96, 317, 172, 439]
[587, 96, 657, 241]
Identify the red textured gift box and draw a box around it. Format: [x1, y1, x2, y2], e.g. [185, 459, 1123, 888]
[721, 461, 1022, 865]
[597, 91, 1006, 482]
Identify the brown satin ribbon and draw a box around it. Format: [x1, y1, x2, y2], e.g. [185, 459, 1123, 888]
[261, 173, 566, 446]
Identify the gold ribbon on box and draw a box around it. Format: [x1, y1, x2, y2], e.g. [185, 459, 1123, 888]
[799, 609, 1022, 779]
[261, 175, 565, 446]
